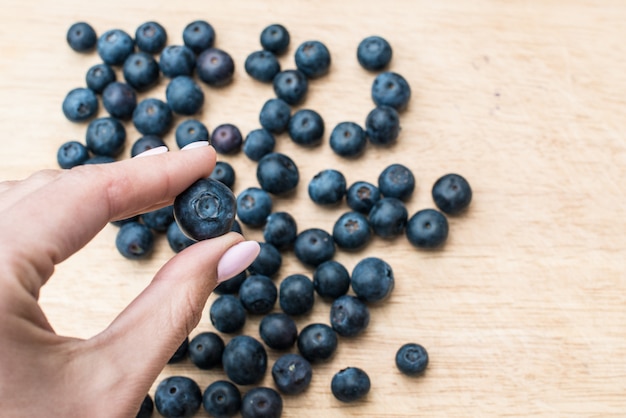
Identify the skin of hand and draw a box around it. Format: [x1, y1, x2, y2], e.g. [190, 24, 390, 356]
[0, 143, 260, 418]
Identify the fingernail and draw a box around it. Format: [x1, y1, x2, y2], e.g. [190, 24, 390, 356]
[217, 241, 260, 283]
[181, 141, 210, 151]
[133, 146, 169, 158]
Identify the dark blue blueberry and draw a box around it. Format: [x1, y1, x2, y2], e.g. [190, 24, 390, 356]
[97, 29, 134, 66]
[210, 161, 236, 189]
[406, 208, 449, 248]
[115, 221, 154, 259]
[166, 220, 196, 253]
[365, 105, 400, 146]
[243, 129, 276, 161]
[197, 48, 235, 86]
[211, 123, 243, 154]
[333, 211, 371, 251]
[260, 24, 290, 55]
[256, 152, 299, 195]
[372, 71, 411, 111]
[141, 205, 174, 233]
[85, 117, 126, 157]
[214, 270, 247, 295]
[102, 82, 137, 120]
[230, 219, 243, 234]
[240, 387, 282, 418]
[351, 257, 394, 302]
[62, 88, 98, 122]
[130, 135, 166, 157]
[259, 98, 291, 134]
[368, 197, 408, 238]
[135, 21, 167, 54]
[331, 367, 370, 403]
[155, 376, 202, 418]
[222, 335, 268, 385]
[294, 228, 335, 267]
[174, 178, 236, 241]
[308, 169, 346, 205]
[378, 163, 415, 201]
[263, 211, 297, 250]
[183, 20, 215, 53]
[313, 260, 350, 300]
[271, 353, 312, 395]
[188, 331, 224, 370]
[248, 242, 281, 277]
[357, 35, 392, 71]
[346, 181, 381, 214]
[295, 40, 331, 78]
[123, 52, 160, 91]
[330, 295, 370, 337]
[288, 109, 324, 147]
[245, 50, 281, 82]
[396, 343, 429, 376]
[297, 323, 337, 363]
[202, 380, 241, 417]
[85, 63, 116, 94]
[175, 119, 209, 149]
[329, 122, 367, 158]
[57, 140, 89, 169]
[168, 336, 189, 364]
[279, 274, 315, 316]
[84, 155, 116, 164]
[166, 75, 204, 115]
[273, 69, 308, 105]
[66, 22, 96, 52]
[133, 98, 173, 136]
[432, 173, 472, 215]
[210, 295, 246, 334]
[236, 187, 272, 227]
[259, 313, 298, 350]
[159, 45, 196, 78]
[136, 394, 153, 418]
[239, 274, 277, 315]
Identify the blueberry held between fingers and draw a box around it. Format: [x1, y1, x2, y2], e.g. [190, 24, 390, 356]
[365, 105, 400, 146]
[202, 380, 241, 417]
[260, 24, 290, 55]
[405, 208, 449, 248]
[330, 295, 370, 337]
[240, 387, 283, 418]
[351, 257, 394, 302]
[102, 82, 137, 120]
[62, 88, 98, 122]
[271, 353, 313, 395]
[295, 40, 331, 78]
[66, 22, 97, 52]
[57, 141, 89, 169]
[357, 35, 392, 71]
[135, 21, 167, 54]
[432, 173, 473, 215]
[97, 29, 134, 66]
[182, 20, 215, 54]
[396, 343, 429, 376]
[85, 117, 126, 157]
[154, 376, 202, 418]
[85, 63, 116, 94]
[331, 367, 371, 403]
[197, 48, 235, 86]
[378, 163, 415, 201]
[222, 335, 268, 385]
[371, 71, 411, 111]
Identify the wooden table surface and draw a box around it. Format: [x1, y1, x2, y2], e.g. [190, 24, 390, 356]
[2, 1, 626, 416]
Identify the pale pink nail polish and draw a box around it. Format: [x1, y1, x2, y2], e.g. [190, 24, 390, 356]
[181, 141, 209, 151]
[133, 146, 169, 158]
[216, 241, 260, 283]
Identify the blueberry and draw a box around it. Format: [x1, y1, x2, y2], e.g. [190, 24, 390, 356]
[57, 140, 89, 169]
[279, 274, 315, 316]
[211, 123, 243, 154]
[313, 260, 351, 300]
[295, 40, 331, 78]
[368, 197, 408, 238]
[351, 257, 394, 302]
[230, 219, 243, 235]
[405, 208, 449, 248]
[329, 121, 367, 157]
[333, 211, 371, 251]
[288, 108, 324, 147]
[166, 75, 204, 115]
[188, 331, 224, 370]
[248, 242, 281, 277]
[112, 215, 140, 228]
[123, 52, 160, 91]
[97, 29, 134, 66]
[115, 222, 154, 259]
[272, 353, 313, 395]
[210, 295, 246, 333]
[166, 220, 196, 253]
[135, 21, 167, 54]
[256, 152, 299, 195]
[155, 376, 202, 418]
[365, 105, 400, 146]
[197, 48, 235, 86]
[175, 119, 209, 149]
[102, 82, 137, 120]
[66, 22, 96, 52]
[135, 394, 154, 418]
[133, 98, 173, 136]
[222, 335, 268, 385]
[84, 155, 116, 164]
[245, 50, 281, 82]
[85, 117, 126, 157]
[202, 380, 241, 417]
[432, 173, 472, 215]
[168, 336, 189, 363]
[346, 181, 381, 214]
[141, 205, 174, 233]
[294, 228, 335, 267]
[260, 24, 290, 55]
[210, 161, 236, 189]
[273, 69, 308, 105]
[236, 187, 272, 227]
[378, 163, 415, 201]
[308, 169, 346, 205]
[159, 45, 196, 78]
[372, 71, 411, 111]
[357, 35, 392, 71]
[85, 63, 116, 94]
[259, 98, 291, 134]
[214, 270, 246, 295]
[239, 274, 277, 315]
[173, 177, 236, 241]
[331, 367, 370, 403]
[263, 211, 297, 250]
[243, 128, 276, 161]
[297, 323, 337, 363]
[240, 387, 282, 418]
[330, 295, 370, 337]
[396, 343, 429, 376]
[130, 135, 166, 157]
[182, 20, 215, 53]
[259, 313, 298, 350]
[62, 87, 98, 122]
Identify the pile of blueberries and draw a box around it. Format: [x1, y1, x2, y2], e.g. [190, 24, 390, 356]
[62, 20, 473, 418]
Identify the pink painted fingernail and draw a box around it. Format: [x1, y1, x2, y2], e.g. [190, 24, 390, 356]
[181, 141, 209, 151]
[133, 146, 169, 158]
[216, 241, 260, 283]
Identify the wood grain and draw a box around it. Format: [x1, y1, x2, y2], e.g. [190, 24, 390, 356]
[1, 0, 626, 416]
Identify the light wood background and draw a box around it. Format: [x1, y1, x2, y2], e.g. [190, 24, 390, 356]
[1, 1, 625, 416]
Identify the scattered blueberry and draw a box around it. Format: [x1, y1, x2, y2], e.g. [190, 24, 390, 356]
[62, 87, 98, 122]
[57, 140, 89, 169]
[248, 242, 281, 277]
[115, 222, 154, 260]
[166, 75, 204, 115]
[154, 376, 202, 418]
[202, 380, 241, 417]
[405, 208, 449, 248]
[85, 63, 116, 94]
[263, 211, 297, 250]
[256, 152, 300, 195]
[182, 20, 215, 54]
[368, 197, 408, 238]
[294, 228, 336, 267]
[188, 331, 224, 370]
[259, 312, 298, 350]
[130, 135, 166, 157]
[66, 22, 97, 52]
[330, 295, 370, 337]
[259, 98, 291, 134]
[357, 35, 392, 71]
[329, 121, 367, 157]
[166, 220, 196, 253]
[159, 45, 196, 78]
[331, 367, 371, 403]
[346, 181, 381, 214]
[295, 40, 331, 78]
[133, 98, 173, 137]
[245, 50, 281, 82]
[168, 336, 189, 364]
[197, 48, 235, 86]
[378, 163, 415, 201]
[308, 169, 346, 205]
[365, 105, 400, 146]
[209, 160, 236, 189]
[431, 173, 472, 215]
[122, 52, 160, 91]
[214, 270, 247, 295]
[260, 24, 290, 55]
[272, 353, 313, 395]
[85, 117, 126, 157]
[297, 323, 337, 363]
[396, 343, 429, 376]
[136, 394, 154, 418]
[273, 69, 308, 105]
[141, 205, 174, 233]
[236, 187, 273, 227]
[97, 29, 134, 66]
[84, 155, 116, 164]
[239, 274, 277, 315]
[371, 71, 411, 111]
[313, 260, 351, 300]
[175, 119, 209, 149]
[135, 21, 167, 54]
[240, 387, 282, 418]
[243, 128, 276, 161]
[351, 257, 394, 302]
[288, 108, 324, 147]
[279, 274, 315, 316]
[333, 211, 371, 251]
[211, 123, 243, 154]
[222, 335, 268, 385]
[102, 81, 137, 120]
[210, 294, 246, 333]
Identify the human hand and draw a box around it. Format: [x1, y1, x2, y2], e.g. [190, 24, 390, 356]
[0, 143, 260, 417]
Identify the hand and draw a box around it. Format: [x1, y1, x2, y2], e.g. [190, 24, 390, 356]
[0, 143, 260, 417]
